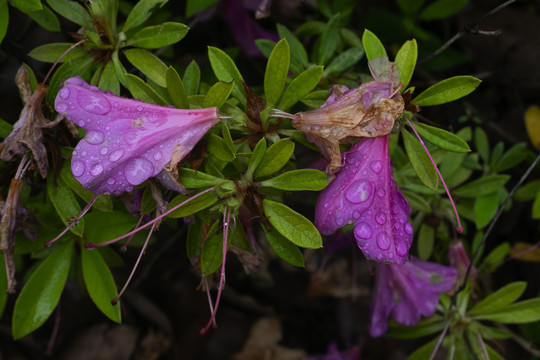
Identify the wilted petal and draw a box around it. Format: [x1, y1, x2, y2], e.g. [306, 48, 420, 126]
[315, 135, 412, 264]
[369, 257, 457, 337]
[55, 77, 219, 194]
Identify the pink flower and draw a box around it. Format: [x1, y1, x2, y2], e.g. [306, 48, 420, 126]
[315, 135, 413, 264]
[54, 77, 219, 194]
[368, 257, 457, 337]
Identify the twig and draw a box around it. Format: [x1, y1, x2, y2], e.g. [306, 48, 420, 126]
[419, 0, 518, 64]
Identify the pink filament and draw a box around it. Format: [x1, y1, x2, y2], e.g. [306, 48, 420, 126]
[406, 119, 463, 233]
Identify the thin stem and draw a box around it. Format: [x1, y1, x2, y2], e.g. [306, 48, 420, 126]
[45, 194, 99, 247]
[204, 277, 216, 328]
[430, 319, 451, 360]
[86, 186, 219, 249]
[43, 39, 87, 84]
[200, 208, 231, 334]
[119, 214, 144, 253]
[406, 118, 463, 232]
[112, 221, 156, 305]
[270, 109, 297, 120]
[45, 300, 61, 356]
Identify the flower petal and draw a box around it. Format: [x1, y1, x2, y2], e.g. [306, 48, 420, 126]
[55, 77, 219, 194]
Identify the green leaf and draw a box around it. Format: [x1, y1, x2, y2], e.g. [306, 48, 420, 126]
[254, 138, 295, 179]
[166, 66, 189, 109]
[0, 0, 7, 45]
[12, 241, 73, 339]
[277, 24, 308, 70]
[419, 0, 468, 20]
[46, 0, 94, 29]
[480, 242, 509, 271]
[28, 4, 60, 32]
[263, 199, 322, 249]
[260, 169, 328, 191]
[245, 138, 267, 180]
[417, 223, 434, 260]
[402, 190, 431, 212]
[81, 244, 121, 323]
[318, 13, 341, 64]
[59, 162, 112, 212]
[178, 168, 233, 189]
[255, 39, 275, 59]
[203, 81, 234, 108]
[493, 143, 527, 172]
[186, 0, 218, 17]
[469, 282, 527, 316]
[167, 190, 219, 218]
[123, 48, 168, 87]
[411, 76, 481, 106]
[183, 60, 200, 96]
[84, 211, 138, 244]
[474, 192, 499, 229]
[407, 338, 438, 360]
[11, 0, 42, 13]
[474, 297, 540, 324]
[340, 28, 363, 48]
[263, 227, 304, 267]
[401, 128, 438, 191]
[515, 179, 540, 202]
[396, 0, 426, 15]
[394, 39, 417, 89]
[300, 89, 329, 108]
[264, 39, 290, 105]
[112, 50, 127, 86]
[533, 188, 540, 219]
[278, 66, 324, 111]
[47, 175, 84, 236]
[362, 29, 387, 61]
[122, 0, 168, 32]
[186, 219, 203, 258]
[0, 118, 14, 138]
[412, 122, 471, 153]
[201, 233, 223, 276]
[474, 127, 490, 163]
[46, 56, 94, 104]
[98, 60, 120, 95]
[453, 175, 510, 198]
[125, 74, 167, 105]
[323, 47, 364, 78]
[208, 46, 246, 106]
[388, 315, 444, 339]
[207, 133, 236, 162]
[126, 22, 189, 48]
[296, 20, 325, 36]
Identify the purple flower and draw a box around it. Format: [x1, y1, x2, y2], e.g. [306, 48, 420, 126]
[315, 135, 413, 264]
[54, 77, 219, 195]
[307, 342, 361, 360]
[368, 257, 457, 337]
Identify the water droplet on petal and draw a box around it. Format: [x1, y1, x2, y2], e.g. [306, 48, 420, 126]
[72, 161, 85, 177]
[90, 163, 103, 176]
[137, 105, 143, 111]
[404, 222, 413, 235]
[375, 212, 387, 225]
[56, 103, 68, 113]
[77, 91, 111, 115]
[124, 157, 154, 185]
[59, 88, 70, 99]
[81, 151, 88, 157]
[85, 130, 105, 145]
[396, 241, 409, 257]
[100, 147, 108, 155]
[377, 188, 386, 197]
[79, 120, 86, 127]
[376, 232, 391, 250]
[345, 180, 373, 204]
[153, 152, 163, 161]
[370, 160, 383, 174]
[353, 211, 361, 219]
[107, 178, 115, 185]
[336, 217, 345, 226]
[109, 148, 124, 162]
[355, 222, 372, 239]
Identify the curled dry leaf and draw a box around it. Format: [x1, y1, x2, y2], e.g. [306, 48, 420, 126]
[0, 66, 63, 178]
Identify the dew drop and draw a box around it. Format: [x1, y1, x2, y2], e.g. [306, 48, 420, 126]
[404, 222, 413, 235]
[72, 160, 85, 177]
[107, 178, 115, 185]
[324, 203, 329, 209]
[85, 130, 105, 145]
[100, 147, 108, 155]
[355, 222, 372, 240]
[353, 211, 361, 220]
[396, 241, 408, 257]
[59, 88, 70, 99]
[81, 151, 88, 157]
[377, 188, 386, 198]
[344, 180, 373, 204]
[56, 103, 68, 113]
[375, 211, 387, 225]
[336, 217, 345, 226]
[124, 157, 154, 185]
[370, 160, 383, 174]
[72, 151, 77, 156]
[388, 252, 394, 259]
[137, 105, 143, 112]
[78, 120, 86, 127]
[376, 232, 391, 250]
[109, 148, 124, 162]
[90, 163, 104, 176]
[153, 152, 163, 161]
[77, 91, 111, 115]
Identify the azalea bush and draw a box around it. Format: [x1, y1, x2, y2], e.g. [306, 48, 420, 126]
[1, 0, 540, 358]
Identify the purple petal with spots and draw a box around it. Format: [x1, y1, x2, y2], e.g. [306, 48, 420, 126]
[315, 135, 413, 264]
[55, 77, 219, 194]
[368, 257, 457, 337]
